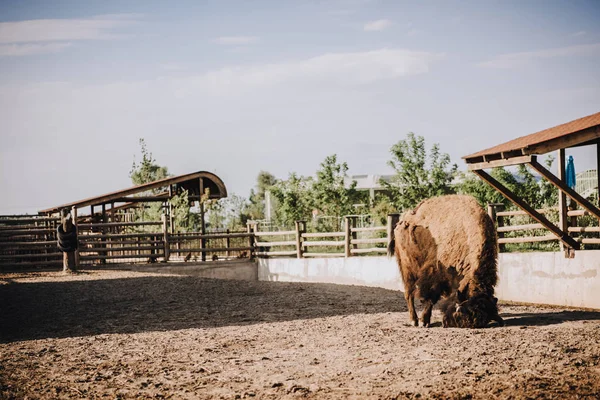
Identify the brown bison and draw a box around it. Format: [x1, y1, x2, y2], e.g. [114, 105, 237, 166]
[388, 195, 503, 328]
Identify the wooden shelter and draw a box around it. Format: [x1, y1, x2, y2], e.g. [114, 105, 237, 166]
[463, 111, 600, 255]
[39, 170, 227, 217]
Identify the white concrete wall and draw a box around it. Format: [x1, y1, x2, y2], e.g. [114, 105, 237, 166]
[257, 251, 600, 309]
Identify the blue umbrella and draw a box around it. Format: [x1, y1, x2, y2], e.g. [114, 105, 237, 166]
[565, 155, 576, 190]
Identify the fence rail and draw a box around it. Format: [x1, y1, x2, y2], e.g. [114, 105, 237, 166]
[2, 201, 597, 271]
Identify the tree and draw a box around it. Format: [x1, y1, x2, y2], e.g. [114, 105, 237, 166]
[457, 156, 557, 210]
[312, 154, 360, 218]
[129, 138, 170, 188]
[246, 171, 277, 220]
[270, 173, 314, 228]
[128, 138, 198, 231]
[382, 133, 458, 211]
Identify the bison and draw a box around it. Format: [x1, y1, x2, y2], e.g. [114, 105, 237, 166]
[388, 195, 504, 328]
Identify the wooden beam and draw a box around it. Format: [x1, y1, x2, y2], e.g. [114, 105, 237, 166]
[557, 149, 568, 252]
[467, 155, 533, 171]
[528, 157, 600, 220]
[525, 126, 600, 155]
[472, 169, 580, 250]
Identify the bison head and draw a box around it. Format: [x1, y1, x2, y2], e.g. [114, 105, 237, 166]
[442, 285, 502, 328]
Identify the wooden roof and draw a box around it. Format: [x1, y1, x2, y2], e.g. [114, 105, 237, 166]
[464, 111, 600, 165]
[39, 171, 227, 214]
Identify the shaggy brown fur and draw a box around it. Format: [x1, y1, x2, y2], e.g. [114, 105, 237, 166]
[389, 195, 503, 328]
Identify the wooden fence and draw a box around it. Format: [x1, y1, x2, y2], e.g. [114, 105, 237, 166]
[487, 204, 600, 251]
[2, 204, 598, 270]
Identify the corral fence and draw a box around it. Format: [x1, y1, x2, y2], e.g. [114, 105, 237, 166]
[2, 203, 599, 270]
[487, 203, 600, 251]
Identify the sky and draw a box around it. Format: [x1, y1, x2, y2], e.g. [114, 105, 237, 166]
[1, 0, 600, 214]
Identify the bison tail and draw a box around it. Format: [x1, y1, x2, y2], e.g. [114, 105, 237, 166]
[387, 237, 395, 257]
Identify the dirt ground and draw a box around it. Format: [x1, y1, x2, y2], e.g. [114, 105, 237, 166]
[1, 269, 599, 399]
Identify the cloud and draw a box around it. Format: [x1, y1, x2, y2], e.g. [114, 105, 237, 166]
[363, 19, 392, 32]
[478, 43, 600, 69]
[0, 14, 140, 56]
[571, 31, 586, 37]
[0, 42, 72, 56]
[213, 36, 259, 45]
[0, 14, 140, 43]
[177, 48, 443, 94]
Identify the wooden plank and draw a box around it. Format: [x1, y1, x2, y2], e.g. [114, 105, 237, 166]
[496, 209, 552, 217]
[0, 253, 63, 260]
[77, 232, 162, 239]
[256, 250, 297, 257]
[498, 235, 558, 244]
[255, 241, 296, 247]
[169, 233, 251, 240]
[351, 227, 386, 233]
[78, 221, 162, 228]
[473, 170, 579, 250]
[557, 148, 568, 252]
[525, 126, 600, 155]
[0, 228, 54, 236]
[0, 240, 57, 247]
[302, 253, 343, 257]
[528, 157, 600, 220]
[253, 230, 296, 237]
[568, 227, 600, 233]
[80, 253, 165, 261]
[78, 245, 160, 253]
[467, 155, 533, 171]
[302, 240, 345, 247]
[169, 246, 253, 253]
[302, 232, 345, 238]
[350, 248, 388, 254]
[579, 238, 600, 244]
[496, 223, 545, 233]
[350, 238, 388, 244]
[567, 210, 589, 217]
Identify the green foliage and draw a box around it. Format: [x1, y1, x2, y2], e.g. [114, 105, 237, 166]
[128, 138, 200, 231]
[457, 156, 558, 210]
[246, 171, 277, 220]
[370, 195, 396, 226]
[270, 173, 314, 228]
[312, 155, 359, 218]
[205, 194, 250, 231]
[129, 138, 170, 188]
[382, 133, 458, 211]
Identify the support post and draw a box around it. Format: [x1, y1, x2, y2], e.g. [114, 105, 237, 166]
[226, 229, 231, 258]
[487, 203, 505, 252]
[200, 201, 206, 261]
[71, 206, 80, 266]
[100, 203, 107, 264]
[162, 214, 170, 262]
[473, 169, 579, 251]
[247, 221, 257, 259]
[344, 216, 352, 257]
[295, 220, 305, 258]
[386, 213, 400, 253]
[557, 149, 568, 253]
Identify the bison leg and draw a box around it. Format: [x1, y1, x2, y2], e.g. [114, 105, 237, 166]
[404, 287, 418, 327]
[421, 299, 434, 328]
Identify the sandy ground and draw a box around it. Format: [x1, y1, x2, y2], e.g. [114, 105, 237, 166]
[1, 269, 600, 399]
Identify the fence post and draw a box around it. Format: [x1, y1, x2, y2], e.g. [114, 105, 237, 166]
[488, 203, 505, 253]
[247, 221, 257, 259]
[71, 206, 80, 267]
[226, 229, 231, 258]
[162, 214, 170, 262]
[344, 216, 352, 257]
[295, 220, 305, 258]
[386, 213, 400, 252]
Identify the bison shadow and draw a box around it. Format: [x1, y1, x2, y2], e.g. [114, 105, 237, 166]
[500, 309, 600, 327]
[0, 274, 405, 343]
